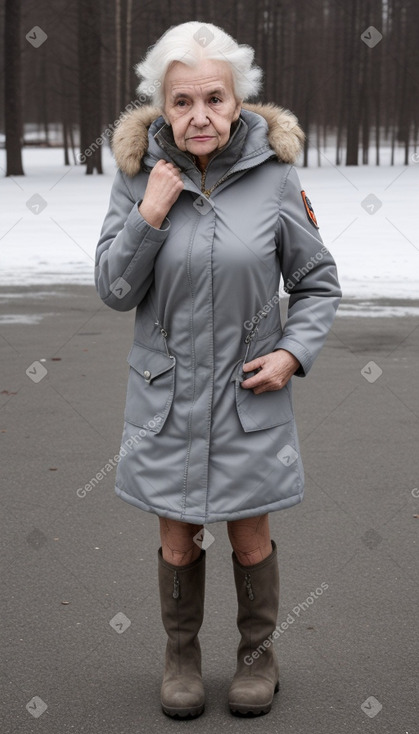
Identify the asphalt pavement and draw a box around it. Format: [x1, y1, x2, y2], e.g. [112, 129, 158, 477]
[1, 284, 418, 733]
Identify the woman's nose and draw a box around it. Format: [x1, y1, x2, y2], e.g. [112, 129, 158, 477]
[191, 103, 210, 127]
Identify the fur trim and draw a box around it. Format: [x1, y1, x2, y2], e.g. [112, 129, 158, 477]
[242, 102, 305, 167]
[112, 102, 304, 177]
[112, 106, 162, 178]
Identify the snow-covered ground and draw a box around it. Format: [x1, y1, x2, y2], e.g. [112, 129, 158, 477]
[0, 146, 418, 316]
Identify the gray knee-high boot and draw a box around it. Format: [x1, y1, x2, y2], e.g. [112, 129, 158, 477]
[158, 547, 205, 719]
[228, 540, 280, 716]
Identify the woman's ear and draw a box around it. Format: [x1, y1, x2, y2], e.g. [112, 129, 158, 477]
[233, 99, 243, 122]
[161, 106, 170, 125]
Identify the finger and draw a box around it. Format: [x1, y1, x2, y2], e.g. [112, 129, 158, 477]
[252, 379, 281, 394]
[242, 357, 264, 373]
[252, 384, 271, 395]
[240, 371, 267, 389]
[256, 372, 292, 393]
[164, 165, 183, 181]
[164, 161, 181, 173]
[154, 160, 174, 173]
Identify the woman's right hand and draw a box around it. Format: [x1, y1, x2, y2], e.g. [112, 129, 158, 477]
[139, 160, 184, 229]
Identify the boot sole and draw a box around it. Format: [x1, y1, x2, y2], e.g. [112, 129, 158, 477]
[229, 681, 279, 717]
[162, 703, 205, 719]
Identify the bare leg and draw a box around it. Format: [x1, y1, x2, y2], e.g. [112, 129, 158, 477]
[227, 514, 272, 566]
[159, 517, 203, 566]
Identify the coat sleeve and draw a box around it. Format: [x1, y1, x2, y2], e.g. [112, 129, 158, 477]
[274, 166, 342, 376]
[94, 169, 170, 311]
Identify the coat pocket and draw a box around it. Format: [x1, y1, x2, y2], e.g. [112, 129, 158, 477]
[124, 342, 176, 432]
[233, 326, 294, 432]
[234, 376, 294, 433]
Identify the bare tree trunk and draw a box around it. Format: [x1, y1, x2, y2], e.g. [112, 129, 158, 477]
[115, 0, 122, 116]
[68, 120, 77, 165]
[78, 0, 103, 174]
[41, 53, 50, 146]
[63, 115, 69, 165]
[125, 0, 133, 104]
[316, 123, 321, 166]
[4, 0, 24, 176]
[374, 2, 383, 165]
[333, 1, 345, 166]
[375, 81, 381, 166]
[345, 1, 361, 165]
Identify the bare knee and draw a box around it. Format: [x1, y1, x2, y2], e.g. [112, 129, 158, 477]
[159, 517, 203, 566]
[227, 515, 272, 566]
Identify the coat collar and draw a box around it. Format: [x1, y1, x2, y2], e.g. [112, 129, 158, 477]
[112, 102, 305, 177]
[151, 115, 250, 192]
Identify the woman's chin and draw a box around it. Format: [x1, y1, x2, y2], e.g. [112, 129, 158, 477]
[187, 141, 219, 159]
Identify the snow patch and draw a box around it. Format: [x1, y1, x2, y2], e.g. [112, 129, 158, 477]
[0, 313, 55, 325]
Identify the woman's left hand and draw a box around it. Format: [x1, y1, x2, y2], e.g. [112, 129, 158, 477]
[241, 349, 300, 394]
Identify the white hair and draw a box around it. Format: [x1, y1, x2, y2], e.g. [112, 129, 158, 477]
[135, 21, 262, 109]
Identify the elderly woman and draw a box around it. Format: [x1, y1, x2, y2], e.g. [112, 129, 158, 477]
[95, 21, 341, 719]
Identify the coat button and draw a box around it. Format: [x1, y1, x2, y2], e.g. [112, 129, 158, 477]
[143, 370, 151, 380]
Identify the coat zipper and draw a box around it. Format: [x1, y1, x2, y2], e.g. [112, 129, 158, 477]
[173, 570, 180, 599]
[199, 151, 275, 198]
[241, 309, 268, 366]
[242, 322, 259, 364]
[245, 573, 255, 600]
[154, 318, 172, 358]
[200, 165, 239, 198]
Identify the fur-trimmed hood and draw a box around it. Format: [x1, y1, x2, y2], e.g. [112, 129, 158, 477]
[112, 102, 305, 177]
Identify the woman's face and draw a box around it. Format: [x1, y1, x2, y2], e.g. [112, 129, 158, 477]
[163, 58, 242, 170]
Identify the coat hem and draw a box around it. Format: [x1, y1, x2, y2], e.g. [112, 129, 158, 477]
[114, 483, 304, 523]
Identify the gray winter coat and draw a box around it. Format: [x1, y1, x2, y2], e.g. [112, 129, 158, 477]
[95, 102, 341, 524]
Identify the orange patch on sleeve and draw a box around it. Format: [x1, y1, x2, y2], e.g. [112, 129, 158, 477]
[301, 190, 319, 228]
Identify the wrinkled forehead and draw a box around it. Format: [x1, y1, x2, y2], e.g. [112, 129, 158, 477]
[164, 59, 235, 99]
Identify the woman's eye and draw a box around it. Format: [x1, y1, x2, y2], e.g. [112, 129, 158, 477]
[176, 100, 187, 107]
[210, 97, 220, 104]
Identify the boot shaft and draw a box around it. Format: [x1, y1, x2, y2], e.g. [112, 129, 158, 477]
[158, 548, 206, 718]
[232, 541, 280, 674]
[158, 548, 206, 647]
